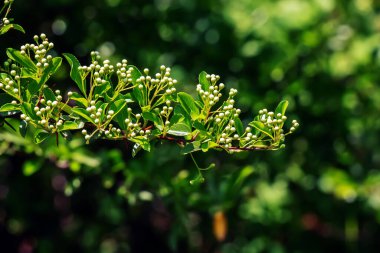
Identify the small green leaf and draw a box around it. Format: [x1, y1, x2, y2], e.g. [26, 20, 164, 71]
[94, 81, 111, 99]
[168, 122, 192, 136]
[6, 48, 37, 72]
[127, 65, 143, 84]
[132, 143, 142, 157]
[131, 137, 151, 152]
[275, 100, 289, 117]
[63, 53, 86, 96]
[234, 118, 244, 136]
[71, 108, 94, 123]
[248, 121, 274, 139]
[193, 120, 207, 131]
[19, 120, 28, 137]
[142, 111, 162, 127]
[39, 57, 62, 85]
[0, 24, 25, 35]
[182, 142, 201, 154]
[21, 103, 38, 120]
[201, 141, 218, 152]
[43, 88, 56, 102]
[0, 103, 20, 112]
[198, 71, 210, 91]
[12, 24, 25, 33]
[177, 92, 199, 120]
[108, 99, 127, 122]
[25, 78, 40, 96]
[68, 92, 88, 107]
[59, 121, 81, 131]
[34, 130, 50, 144]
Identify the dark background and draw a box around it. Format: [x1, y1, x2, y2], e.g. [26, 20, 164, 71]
[1, 0, 380, 252]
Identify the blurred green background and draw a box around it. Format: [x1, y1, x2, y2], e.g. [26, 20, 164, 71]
[1, 0, 380, 252]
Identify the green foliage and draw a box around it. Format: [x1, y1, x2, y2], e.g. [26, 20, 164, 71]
[0, 35, 298, 158]
[3, 0, 380, 252]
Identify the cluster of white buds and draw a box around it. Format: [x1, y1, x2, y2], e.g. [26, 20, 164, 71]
[103, 123, 123, 139]
[259, 109, 287, 132]
[218, 119, 240, 148]
[20, 34, 54, 69]
[29, 90, 63, 129]
[289, 119, 300, 133]
[242, 127, 258, 142]
[160, 100, 173, 118]
[196, 82, 224, 106]
[136, 65, 177, 96]
[122, 110, 150, 138]
[86, 100, 104, 125]
[116, 60, 134, 84]
[2, 17, 10, 25]
[0, 76, 17, 95]
[79, 51, 114, 79]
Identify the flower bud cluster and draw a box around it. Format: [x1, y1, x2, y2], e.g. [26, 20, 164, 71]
[115, 59, 134, 85]
[290, 119, 300, 133]
[86, 100, 107, 125]
[136, 65, 178, 97]
[122, 112, 150, 138]
[25, 90, 63, 130]
[2, 17, 10, 25]
[79, 51, 114, 83]
[20, 34, 54, 69]
[241, 126, 258, 143]
[0, 76, 18, 95]
[160, 100, 174, 120]
[207, 91, 243, 149]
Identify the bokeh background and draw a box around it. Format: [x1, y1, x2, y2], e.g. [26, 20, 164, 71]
[1, 0, 380, 252]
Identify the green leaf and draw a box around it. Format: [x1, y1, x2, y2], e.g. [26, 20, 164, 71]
[21, 103, 38, 120]
[275, 100, 289, 117]
[25, 78, 40, 96]
[6, 48, 37, 72]
[234, 118, 244, 136]
[201, 141, 218, 152]
[177, 92, 199, 119]
[193, 120, 207, 131]
[59, 121, 81, 131]
[63, 53, 86, 96]
[0, 24, 25, 35]
[0, 103, 20, 112]
[68, 92, 88, 107]
[132, 143, 142, 157]
[142, 111, 162, 127]
[71, 108, 94, 123]
[39, 57, 62, 85]
[109, 99, 127, 122]
[19, 120, 28, 137]
[94, 81, 111, 99]
[198, 71, 210, 91]
[131, 137, 151, 151]
[34, 130, 50, 144]
[182, 142, 201, 154]
[248, 121, 274, 139]
[43, 88, 56, 102]
[127, 65, 143, 84]
[12, 24, 25, 33]
[168, 122, 192, 136]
